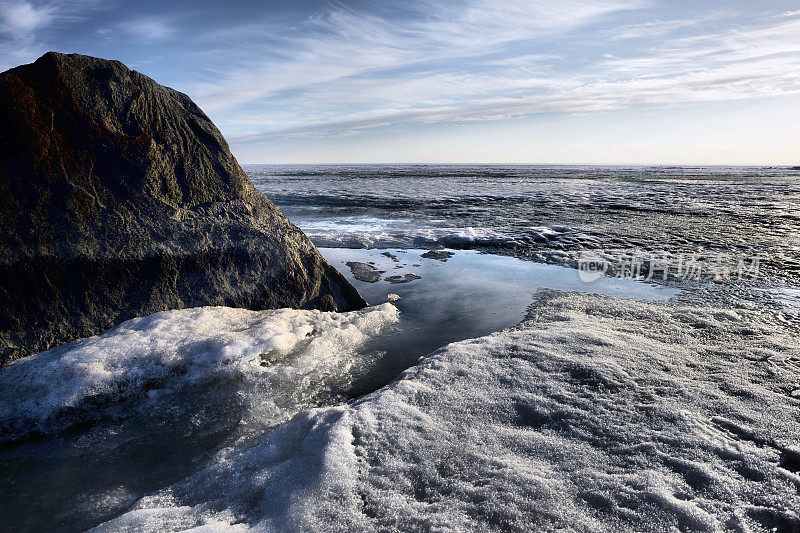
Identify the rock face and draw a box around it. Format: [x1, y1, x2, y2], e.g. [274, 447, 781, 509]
[0, 52, 366, 365]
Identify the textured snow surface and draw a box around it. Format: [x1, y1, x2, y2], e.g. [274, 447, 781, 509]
[0, 304, 399, 443]
[93, 290, 800, 532]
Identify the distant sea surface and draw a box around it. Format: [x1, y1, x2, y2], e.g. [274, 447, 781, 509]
[245, 165, 800, 285]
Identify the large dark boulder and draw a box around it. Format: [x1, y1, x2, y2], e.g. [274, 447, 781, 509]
[0, 52, 366, 365]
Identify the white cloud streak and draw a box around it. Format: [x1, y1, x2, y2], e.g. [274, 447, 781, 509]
[0, 1, 54, 39]
[192, 0, 642, 111]
[3, 0, 798, 145]
[184, 1, 800, 143]
[97, 16, 175, 43]
[0, 0, 102, 70]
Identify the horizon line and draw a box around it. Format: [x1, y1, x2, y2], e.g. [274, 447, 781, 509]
[238, 162, 800, 168]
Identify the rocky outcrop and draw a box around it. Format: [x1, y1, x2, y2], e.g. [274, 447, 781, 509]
[0, 52, 366, 365]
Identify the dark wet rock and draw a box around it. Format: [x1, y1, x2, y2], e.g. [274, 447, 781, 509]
[790, 166, 800, 171]
[0, 52, 366, 365]
[381, 251, 400, 262]
[385, 273, 422, 284]
[346, 262, 383, 283]
[421, 250, 455, 262]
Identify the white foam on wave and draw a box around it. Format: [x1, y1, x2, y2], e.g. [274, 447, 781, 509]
[93, 290, 800, 532]
[295, 216, 567, 251]
[0, 303, 399, 442]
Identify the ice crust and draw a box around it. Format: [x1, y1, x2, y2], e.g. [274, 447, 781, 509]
[92, 290, 800, 532]
[0, 304, 400, 443]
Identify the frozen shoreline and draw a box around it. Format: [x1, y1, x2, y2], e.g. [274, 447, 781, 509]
[1, 248, 798, 531]
[92, 289, 800, 532]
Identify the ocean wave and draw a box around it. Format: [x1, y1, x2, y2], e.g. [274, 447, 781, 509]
[300, 221, 569, 251]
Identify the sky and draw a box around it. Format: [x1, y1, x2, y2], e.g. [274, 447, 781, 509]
[1, 0, 799, 164]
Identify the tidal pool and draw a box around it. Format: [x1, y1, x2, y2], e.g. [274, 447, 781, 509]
[319, 247, 677, 398]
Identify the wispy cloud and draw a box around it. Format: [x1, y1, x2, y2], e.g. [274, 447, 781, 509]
[191, 0, 642, 112]
[0, 0, 102, 70]
[184, 1, 799, 143]
[97, 15, 176, 43]
[603, 13, 722, 41]
[0, 1, 55, 39]
[2, 0, 798, 152]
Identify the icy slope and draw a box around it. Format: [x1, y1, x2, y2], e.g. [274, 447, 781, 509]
[0, 303, 399, 443]
[95, 290, 800, 532]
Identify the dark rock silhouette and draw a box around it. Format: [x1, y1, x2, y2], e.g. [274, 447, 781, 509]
[0, 52, 366, 365]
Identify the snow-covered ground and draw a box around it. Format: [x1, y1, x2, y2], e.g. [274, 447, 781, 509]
[91, 290, 800, 532]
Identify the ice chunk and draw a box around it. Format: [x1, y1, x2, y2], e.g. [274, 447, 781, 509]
[0, 303, 399, 442]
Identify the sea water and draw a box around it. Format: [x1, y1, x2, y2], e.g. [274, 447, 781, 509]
[319, 247, 675, 399]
